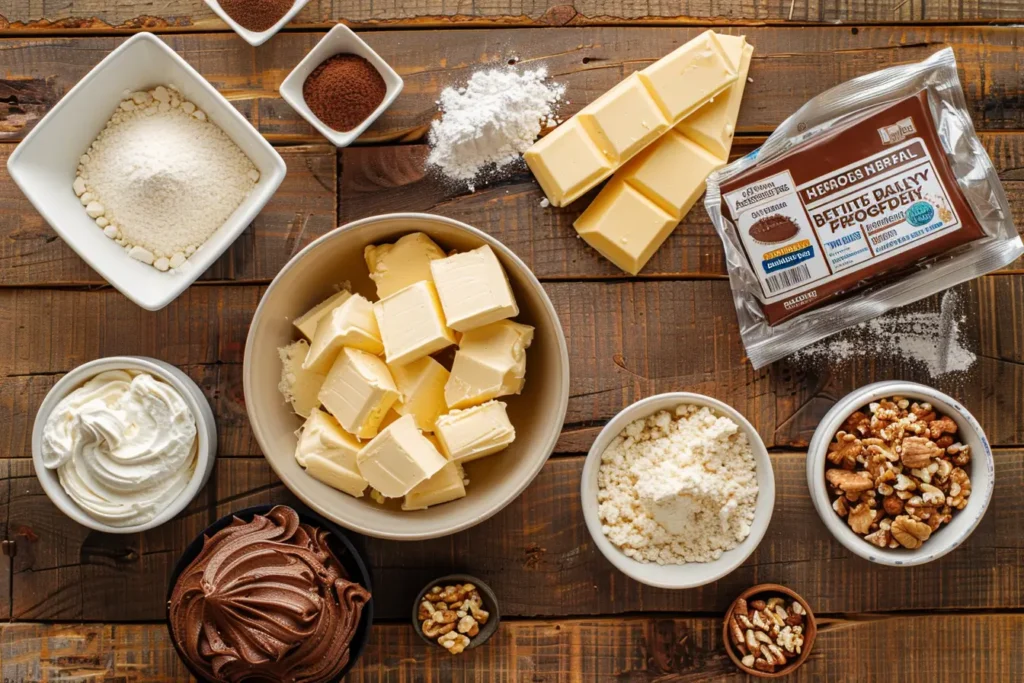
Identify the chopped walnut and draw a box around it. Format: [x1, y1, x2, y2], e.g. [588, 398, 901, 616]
[728, 592, 807, 675]
[825, 397, 971, 551]
[418, 582, 490, 654]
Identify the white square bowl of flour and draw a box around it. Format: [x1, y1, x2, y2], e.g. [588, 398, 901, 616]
[580, 392, 776, 590]
[6, 32, 286, 311]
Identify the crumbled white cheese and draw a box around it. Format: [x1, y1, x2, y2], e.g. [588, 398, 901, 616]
[596, 404, 759, 565]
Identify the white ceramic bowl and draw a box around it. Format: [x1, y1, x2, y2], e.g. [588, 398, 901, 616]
[580, 393, 776, 589]
[806, 381, 994, 567]
[6, 33, 287, 311]
[204, 0, 312, 47]
[31, 356, 217, 534]
[243, 213, 570, 540]
[279, 24, 404, 147]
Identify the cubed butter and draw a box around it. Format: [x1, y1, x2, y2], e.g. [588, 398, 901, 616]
[434, 400, 516, 464]
[293, 290, 352, 340]
[578, 74, 670, 164]
[364, 232, 446, 299]
[445, 320, 534, 409]
[523, 120, 613, 207]
[430, 245, 519, 332]
[373, 280, 456, 366]
[638, 30, 737, 122]
[278, 340, 326, 418]
[573, 180, 677, 275]
[356, 414, 448, 497]
[391, 356, 450, 432]
[677, 35, 753, 160]
[619, 130, 726, 219]
[295, 409, 368, 498]
[303, 294, 383, 374]
[318, 347, 400, 439]
[402, 461, 467, 510]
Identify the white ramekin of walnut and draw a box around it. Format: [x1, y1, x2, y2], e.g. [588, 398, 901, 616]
[807, 381, 994, 566]
[412, 574, 499, 654]
[723, 583, 817, 678]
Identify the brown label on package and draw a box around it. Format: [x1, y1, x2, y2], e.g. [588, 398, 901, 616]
[720, 91, 986, 325]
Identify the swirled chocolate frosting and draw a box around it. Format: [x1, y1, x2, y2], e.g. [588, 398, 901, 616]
[168, 506, 370, 682]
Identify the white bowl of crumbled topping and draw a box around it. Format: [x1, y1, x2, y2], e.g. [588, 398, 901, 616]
[6, 32, 286, 311]
[807, 381, 993, 567]
[581, 393, 775, 590]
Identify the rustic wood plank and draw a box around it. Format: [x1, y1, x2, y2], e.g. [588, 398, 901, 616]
[0, 459, 10, 620]
[4, 613, 1024, 682]
[7, 449, 1024, 620]
[1, 0, 1021, 30]
[337, 134, 1024, 280]
[0, 144, 336, 286]
[3, 278, 1024, 458]
[2, 28, 1024, 145]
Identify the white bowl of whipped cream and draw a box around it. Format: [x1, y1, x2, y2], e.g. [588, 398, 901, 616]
[31, 356, 216, 533]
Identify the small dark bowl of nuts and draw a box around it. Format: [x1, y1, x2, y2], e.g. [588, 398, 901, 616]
[723, 583, 816, 678]
[413, 574, 500, 654]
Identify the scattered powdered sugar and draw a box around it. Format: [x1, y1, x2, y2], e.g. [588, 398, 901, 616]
[795, 290, 975, 377]
[596, 404, 759, 565]
[427, 66, 564, 191]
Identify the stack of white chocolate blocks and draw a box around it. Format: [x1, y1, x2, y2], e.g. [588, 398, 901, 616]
[278, 233, 532, 511]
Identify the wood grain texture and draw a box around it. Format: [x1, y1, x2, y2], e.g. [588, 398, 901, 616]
[1, 0, 1021, 30]
[0, 144, 336, 286]
[3, 28, 1024, 144]
[6, 449, 1023, 620]
[3, 278, 1024, 463]
[5, 614, 1024, 682]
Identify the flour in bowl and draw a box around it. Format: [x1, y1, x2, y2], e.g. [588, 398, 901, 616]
[597, 404, 759, 565]
[74, 85, 260, 272]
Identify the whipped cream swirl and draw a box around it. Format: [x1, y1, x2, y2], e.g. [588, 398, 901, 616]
[41, 369, 198, 527]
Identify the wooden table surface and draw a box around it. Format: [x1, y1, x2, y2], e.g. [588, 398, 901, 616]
[2, 2, 1024, 681]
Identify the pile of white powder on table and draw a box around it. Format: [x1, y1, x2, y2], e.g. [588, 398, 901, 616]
[427, 66, 564, 192]
[74, 85, 259, 272]
[794, 290, 975, 378]
[597, 404, 759, 565]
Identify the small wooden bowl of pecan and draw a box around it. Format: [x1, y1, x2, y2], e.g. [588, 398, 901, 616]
[413, 574, 500, 654]
[723, 584, 817, 678]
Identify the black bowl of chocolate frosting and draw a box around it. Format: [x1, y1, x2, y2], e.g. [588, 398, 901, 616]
[166, 504, 373, 683]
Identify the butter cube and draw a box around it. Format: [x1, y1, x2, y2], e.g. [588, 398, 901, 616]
[364, 232, 447, 299]
[293, 290, 352, 341]
[579, 74, 670, 164]
[445, 320, 534, 409]
[318, 347, 400, 439]
[391, 356, 450, 432]
[374, 280, 456, 366]
[677, 36, 753, 160]
[295, 409, 368, 498]
[402, 461, 467, 510]
[435, 400, 516, 464]
[573, 180, 677, 275]
[303, 294, 383, 374]
[357, 414, 448, 497]
[620, 130, 726, 219]
[638, 30, 737, 122]
[278, 340, 326, 418]
[524, 120, 613, 207]
[430, 245, 519, 332]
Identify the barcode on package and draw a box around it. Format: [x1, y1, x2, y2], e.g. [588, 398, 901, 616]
[765, 264, 812, 293]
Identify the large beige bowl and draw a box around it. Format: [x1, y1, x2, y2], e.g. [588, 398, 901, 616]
[244, 213, 570, 540]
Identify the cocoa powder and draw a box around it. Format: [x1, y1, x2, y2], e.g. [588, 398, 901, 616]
[218, 0, 293, 32]
[303, 54, 387, 132]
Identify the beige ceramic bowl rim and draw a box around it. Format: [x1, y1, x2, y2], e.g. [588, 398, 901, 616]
[243, 212, 571, 540]
[806, 381, 994, 567]
[30, 356, 217, 534]
[580, 392, 775, 589]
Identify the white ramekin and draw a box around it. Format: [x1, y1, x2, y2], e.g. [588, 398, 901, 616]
[806, 381, 993, 567]
[580, 392, 775, 590]
[31, 356, 217, 534]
